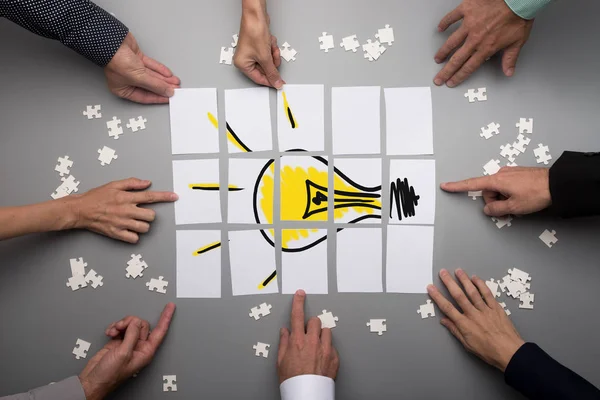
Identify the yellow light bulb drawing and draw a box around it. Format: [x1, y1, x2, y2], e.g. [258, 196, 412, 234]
[253, 155, 381, 252]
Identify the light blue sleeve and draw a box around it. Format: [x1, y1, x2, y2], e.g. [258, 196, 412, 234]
[504, 0, 555, 20]
[0, 376, 86, 400]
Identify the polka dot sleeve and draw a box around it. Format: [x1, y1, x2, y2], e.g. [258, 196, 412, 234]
[0, 0, 129, 67]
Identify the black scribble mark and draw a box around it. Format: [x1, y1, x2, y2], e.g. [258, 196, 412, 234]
[390, 178, 420, 221]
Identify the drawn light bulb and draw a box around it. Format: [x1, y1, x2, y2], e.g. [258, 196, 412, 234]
[253, 156, 381, 252]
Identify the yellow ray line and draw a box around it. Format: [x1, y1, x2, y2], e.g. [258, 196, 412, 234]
[282, 91, 298, 129]
[208, 112, 218, 129]
[257, 270, 277, 290]
[193, 241, 221, 256]
[227, 129, 249, 153]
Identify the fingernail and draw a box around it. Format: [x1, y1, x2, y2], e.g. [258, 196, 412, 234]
[171, 193, 179, 201]
[456, 268, 464, 275]
[506, 68, 515, 77]
[166, 87, 175, 97]
[446, 80, 455, 88]
[434, 78, 443, 86]
[439, 269, 448, 276]
[295, 289, 306, 296]
[426, 284, 435, 292]
[483, 205, 491, 215]
[274, 80, 284, 89]
[280, 328, 285, 336]
[434, 57, 441, 63]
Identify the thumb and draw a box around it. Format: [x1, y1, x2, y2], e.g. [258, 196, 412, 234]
[484, 200, 514, 217]
[135, 71, 175, 97]
[260, 58, 283, 89]
[277, 328, 290, 365]
[502, 44, 522, 77]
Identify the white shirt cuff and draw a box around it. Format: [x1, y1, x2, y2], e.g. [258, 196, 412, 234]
[280, 375, 335, 400]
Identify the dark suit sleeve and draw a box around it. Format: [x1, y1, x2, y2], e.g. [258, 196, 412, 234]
[0, 0, 128, 67]
[505, 342, 600, 399]
[549, 151, 600, 218]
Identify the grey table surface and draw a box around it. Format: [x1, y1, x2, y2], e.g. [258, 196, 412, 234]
[1, 0, 600, 399]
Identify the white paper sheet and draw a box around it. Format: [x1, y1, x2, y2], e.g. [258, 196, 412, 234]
[332, 86, 381, 155]
[224, 87, 273, 153]
[337, 228, 383, 293]
[385, 87, 433, 155]
[333, 158, 382, 224]
[389, 159, 436, 225]
[170, 88, 219, 155]
[277, 84, 325, 151]
[386, 225, 434, 293]
[229, 230, 279, 296]
[282, 229, 328, 294]
[228, 158, 274, 224]
[280, 156, 329, 222]
[176, 230, 221, 298]
[172, 159, 222, 225]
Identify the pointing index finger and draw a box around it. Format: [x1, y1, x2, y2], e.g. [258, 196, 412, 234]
[290, 290, 306, 336]
[441, 175, 496, 193]
[148, 302, 176, 349]
[132, 191, 179, 204]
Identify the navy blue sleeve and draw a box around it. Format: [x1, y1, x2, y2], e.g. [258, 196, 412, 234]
[0, 0, 129, 66]
[505, 342, 600, 399]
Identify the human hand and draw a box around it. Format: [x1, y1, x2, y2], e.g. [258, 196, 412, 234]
[104, 32, 181, 104]
[234, 1, 284, 88]
[79, 303, 176, 400]
[433, 0, 534, 87]
[277, 290, 339, 384]
[441, 167, 551, 217]
[428, 269, 525, 372]
[70, 178, 178, 243]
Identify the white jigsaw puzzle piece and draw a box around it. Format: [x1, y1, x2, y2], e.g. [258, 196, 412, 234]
[366, 319, 387, 336]
[468, 191, 483, 200]
[146, 276, 168, 294]
[126, 116, 147, 132]
[72, 339, 91, 360]
[253, 342, 270, 358]
[126, 254, 148, 279]
[231, 34, 239, 48]
[417, 300, 435, 319]
[106, 116, 123, 139]
[533, 143, 552, 165]
[318, 310, 339, 329]
[280, 42, 297, 62]
[375, 24, 394, 46]
[55, 156, 74, 177]
[480, 122, 500, 140]
[163, 375, 177, 392]
[69, 257, 87, 277]
[519, 292, 534, 309]
[539, 229, 557, 248]
[220, 47, 234, 65]
[499, 302, 511, 316]
[483, 159, 501, 176]
[84, 269, 104, 289]
[486, 279, 501, 298]
[516, 118, 533, 134]
[492, 215, 513, 229]
[513, 134, 531, 153]
[340, 35, 360, 52]
[83, 105, 102, 119]
[318, 32, 335, 52]
[508, 268, 531, 284]
[500, 143, 520, 162]
[464, 88, 487, 103]
[98, 146, 118, 166]
[249, 303, 273, 320]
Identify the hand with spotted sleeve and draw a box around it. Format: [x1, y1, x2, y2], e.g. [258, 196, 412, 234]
[104, 33, 181, 104]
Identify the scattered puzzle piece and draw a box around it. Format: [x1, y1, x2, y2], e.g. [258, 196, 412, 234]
[318, 310, 339, 329]
[480, 122, 500, 140]
[52, 175, 80, 199]
[499, 302, 511, 316]
[69, 257, 87, 277]
[126, 116, 147, 132]
[55, 156, 73, 177]
[231, 34, 239, 48]
[280, 42, 297, 62]
[98, 146, 118, 166]
[417, 300, 435, 319]
[163, 375, 177, 392]
[340, 35, 360, 52]
[362, 39, 385, 61]
[468, 191, 483, 200]
[107, 116, 123, 139]
[512, 134, 531, 153]
[249, 303, 272, 320]
[492, 215, 513, 229]
[83, 105, 101, 119]
[486, 279, 501, 298]
[366, 319, 387, 336]
[375, 24, 394, 46]
[66, 274, 87, 291]
[508, 268, 531, 285]
[516, 118, 533, 134]
[500, 143, 520, 163]
[126, 254, 148, 279]
[73, 339, 91, 360]
[506, 280, 530, 299]
[146, 276, 168, 294]
[498, 275, 511, 293]
[483, 159, 501, 176]
[318, 32, 335, 52]
[464, 88, 487, 103]
[539, 229, 557, 248]
[220, 47, 234, 65]
[253, 342, 270, 358]
[533, 143, 552, 165]
[519, 292, 534, 309]
[84, 269, 104, 289]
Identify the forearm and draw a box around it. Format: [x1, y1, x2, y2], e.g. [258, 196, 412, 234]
[549, 151, 600, 218]
[0, 0, 128, 66]
[0, 197, 78, 241]
[504, 0, 555, 20]
[505, 342, 600, 399]
[0, 376, 86, 400]
[242, 0, 267, 15]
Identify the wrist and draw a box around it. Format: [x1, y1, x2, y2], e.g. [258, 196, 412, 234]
[79, 376, 106, 400]
[63, 195, 86, 230]
[497, 339, 525, 372]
